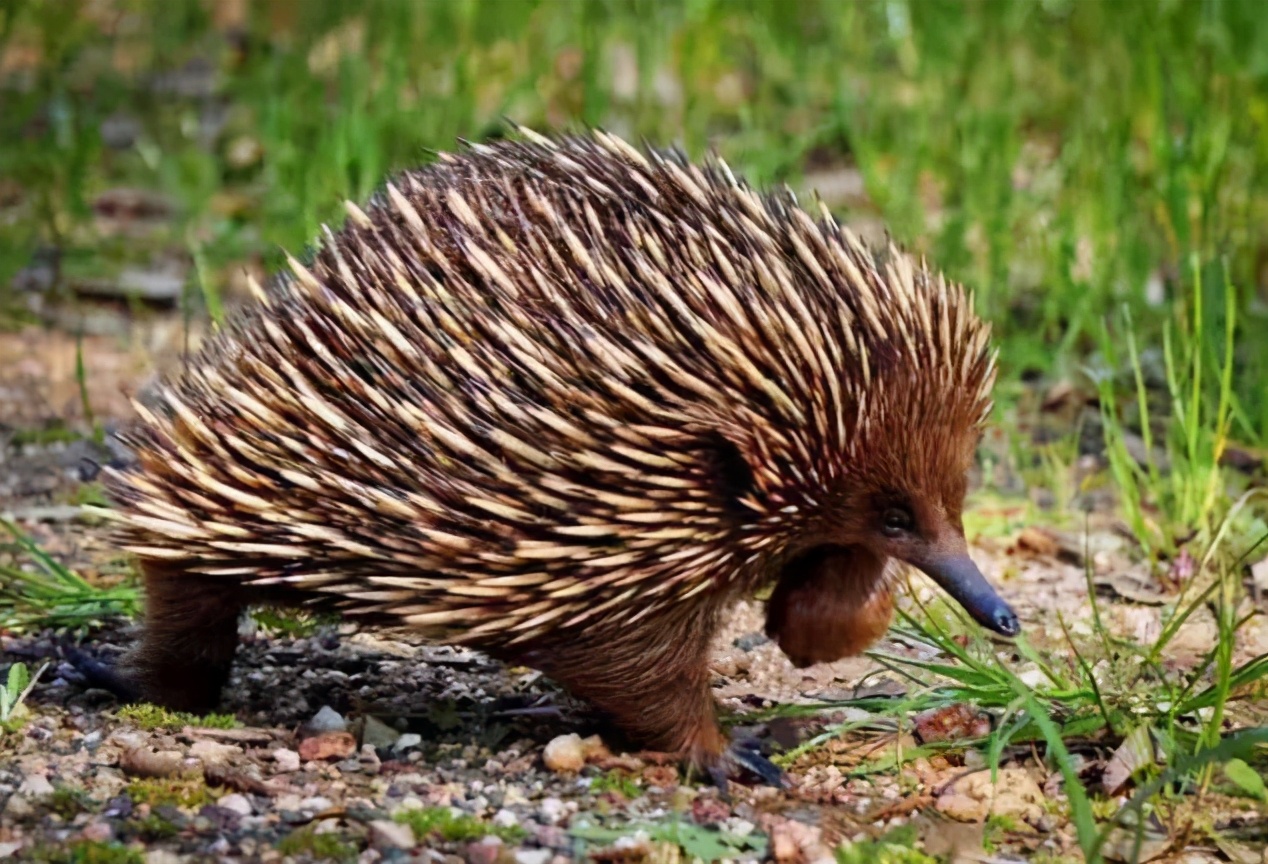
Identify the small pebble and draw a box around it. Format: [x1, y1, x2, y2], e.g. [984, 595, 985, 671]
[189, 739, 242, 765]
[17, 775, 53, 797]
[360, 715, 400, 750]
[467, 838, 503, 864]
[299, 731, 357, 762]
[2, 795, 33, 820]
[300, 796, 334, 813]
[491, 808, 518, 829]
[216, 793, 253, 817]
[514, 850, 551, 864]
[539, 797, 567, 825]
[307, 705, 347, 734]
[80, 821, 113, 842]
[542, 734, 584, 773]
[144, 850, 185, 864]
[392, 733, 422, 753]
[368, 819, 415, 850]
[272, 748, 301, 773]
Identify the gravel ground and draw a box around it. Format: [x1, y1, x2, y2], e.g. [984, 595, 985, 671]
[3, 323, 1267, 863]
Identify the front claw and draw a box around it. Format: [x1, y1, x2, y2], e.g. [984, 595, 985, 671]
[704, 737, 793, 797]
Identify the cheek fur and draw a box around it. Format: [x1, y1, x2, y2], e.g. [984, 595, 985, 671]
[763, 545, 896, 668]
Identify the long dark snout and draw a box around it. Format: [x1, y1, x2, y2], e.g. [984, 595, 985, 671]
[916, 553, 1020, 636]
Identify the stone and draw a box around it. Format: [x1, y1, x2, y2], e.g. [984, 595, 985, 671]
[189, 740, 241, 766]
[392, 733, 423, 754]
[306, 705, 347, 734]
[17, 774, 53, 797]
[299, 731, 357, 762]
[368, 819, 415, 850]
[542, 734, 584, 773]
[216, 793, 253, 817]
[936, 767, 1045, 824]
[360, 716, 400, 750]
[272, 748, 301, 773]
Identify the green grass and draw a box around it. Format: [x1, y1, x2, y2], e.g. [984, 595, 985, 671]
[393, 806, 528, 844]
[115, 702, 236, 731]
[275, 828, 358, 864]
[0, 520, 140, 632]
[123, 777, 214, 810]
[768, 512, 1268, 862]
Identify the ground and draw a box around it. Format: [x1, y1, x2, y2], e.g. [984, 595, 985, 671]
[2, 321, 1266, 863]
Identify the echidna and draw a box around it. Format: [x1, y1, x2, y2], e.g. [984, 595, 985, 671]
[91, 127, 1019, 786]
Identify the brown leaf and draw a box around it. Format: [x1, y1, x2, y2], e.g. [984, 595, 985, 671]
[1102, 725, 1156, 795]
[913, 704, 992, 745]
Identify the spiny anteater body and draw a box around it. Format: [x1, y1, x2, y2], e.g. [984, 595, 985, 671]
[97, 127, 1018, 783]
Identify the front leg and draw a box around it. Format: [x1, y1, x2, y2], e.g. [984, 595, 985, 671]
[514, 607, 786, 789]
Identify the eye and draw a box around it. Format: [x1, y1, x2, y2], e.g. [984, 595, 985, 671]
[881, 507, 914, 537]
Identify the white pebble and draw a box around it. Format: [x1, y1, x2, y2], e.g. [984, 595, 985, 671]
[272, 748, 301, 773]
[392, 733, 422, 753]
[515, 850, 552, 864]
[368, 819, 415, 850]
[189, 740, 241, 765]
[18, 775, 53, 797]
[216, 793, 252, 817]
[542, 734, 585, 773]
[539, 797, 566, 825]
[491, 808, 518, 828]
[300, 796, 333, 812]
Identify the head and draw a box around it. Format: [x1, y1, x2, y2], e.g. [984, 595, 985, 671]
[711, 230, 1019, 651]
[842, 462, 1019, 638]
[760, 423, 1018, 668]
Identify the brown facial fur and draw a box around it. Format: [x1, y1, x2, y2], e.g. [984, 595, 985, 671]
[764, 546, 895, 667]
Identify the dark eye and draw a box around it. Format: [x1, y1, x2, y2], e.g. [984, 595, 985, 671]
[881, 507, 914, 537]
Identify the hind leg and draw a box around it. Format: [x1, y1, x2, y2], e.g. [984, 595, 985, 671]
[97, 561, 245, 713]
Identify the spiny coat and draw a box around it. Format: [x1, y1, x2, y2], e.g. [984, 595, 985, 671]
[98, 128, 1017, 779]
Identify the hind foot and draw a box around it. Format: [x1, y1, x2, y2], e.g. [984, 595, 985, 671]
[78, 561, 245, 713]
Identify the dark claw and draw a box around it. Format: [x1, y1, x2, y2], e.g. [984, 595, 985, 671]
[700, 738, 789, 798]
[707, 760, 731, 800]
[66, 649, 140, 703]
[727, 738, 791, 788]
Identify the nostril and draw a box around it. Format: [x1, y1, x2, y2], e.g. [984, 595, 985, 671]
[994, 609, 1021, 637]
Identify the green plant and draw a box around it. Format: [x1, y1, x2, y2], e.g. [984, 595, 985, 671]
[275, 828, 358, 863]
[394, 806, 526, 844]
[835, 824, 936, 864]
[0, 660, 46, 728]
[589, 769, 641, 799]
[570, 816, 768, 861]
[0, 520, 139, 632]
[124, 778, 214, 810]
[1094, 259, 1250, 561]
[116, 703, 237, 731]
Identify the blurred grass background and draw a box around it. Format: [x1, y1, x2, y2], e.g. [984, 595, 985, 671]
[2, 0, 1268, 544]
